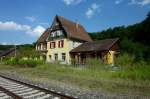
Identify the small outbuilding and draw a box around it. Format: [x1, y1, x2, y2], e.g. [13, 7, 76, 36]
[70, 38, 119, 65]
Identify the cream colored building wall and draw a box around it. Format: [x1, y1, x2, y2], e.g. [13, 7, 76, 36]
[46, 38, 82, 64]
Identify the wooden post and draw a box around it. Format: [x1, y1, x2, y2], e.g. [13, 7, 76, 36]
[0, 57, 2, 63]
[14, 45, 16, 57]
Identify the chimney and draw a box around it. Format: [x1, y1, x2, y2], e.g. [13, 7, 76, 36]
[76, 22, 79, 31]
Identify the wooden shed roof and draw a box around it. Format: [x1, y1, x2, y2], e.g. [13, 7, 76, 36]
[0, 48, 16, 57]
[70, 38, 119, 53]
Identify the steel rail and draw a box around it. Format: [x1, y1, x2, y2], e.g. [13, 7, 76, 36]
[0, 74, 77, 99]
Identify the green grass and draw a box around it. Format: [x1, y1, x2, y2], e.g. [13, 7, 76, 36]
[0, 62, 150, 96]
[0, 53, 150, 96]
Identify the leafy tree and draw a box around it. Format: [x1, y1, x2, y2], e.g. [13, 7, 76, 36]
[89, 11, 150, 61]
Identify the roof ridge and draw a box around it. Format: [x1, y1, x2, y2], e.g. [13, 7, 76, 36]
[57, 15, 79, 26]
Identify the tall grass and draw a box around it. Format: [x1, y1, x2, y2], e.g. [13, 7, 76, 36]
[114, 53, 150, 80]
[115, 53, 135, 67]
[86, 58, 105, 69]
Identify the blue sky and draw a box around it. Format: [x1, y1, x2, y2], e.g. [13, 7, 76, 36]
[0, 0, 150, 45]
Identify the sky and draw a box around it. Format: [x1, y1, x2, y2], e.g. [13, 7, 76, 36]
[0, 0, 150, 45]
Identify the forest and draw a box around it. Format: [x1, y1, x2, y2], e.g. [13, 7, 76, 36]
[89, 11, 150, 62]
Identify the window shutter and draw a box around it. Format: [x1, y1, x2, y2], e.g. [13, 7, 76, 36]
[50, 32, 52, 37]
[51, 32, 53, 37]
[50, 42, 51, 49]
[58, 41, 60, 48]
[54, 42, 56, 48]
[62, 40, 64, 48]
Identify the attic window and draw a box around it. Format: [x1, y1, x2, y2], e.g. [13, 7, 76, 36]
[51, 32, 56, 37]
[57, 30, 62, 36]
[55, 22, 59, 26]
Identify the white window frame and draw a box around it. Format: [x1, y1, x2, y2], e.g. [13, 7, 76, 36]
[62, 53, 66, 61]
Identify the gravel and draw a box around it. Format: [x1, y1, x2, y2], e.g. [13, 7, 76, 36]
[0, 71, 149, 99]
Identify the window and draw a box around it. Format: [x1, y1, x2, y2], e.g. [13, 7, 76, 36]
[54, 54, 58, 61]
[62, 53, 66, 61]
[55, 22, 59, 26]
[38, 45, 40, 50]
[73, 41, 75, 48]
[51, 32, 53, 37]
[50, 42, 56, 49]
[43, 44, 47, 50]
[58, 40, 64, 48]
[40, 44, 43, 50]
[51, 32, 56, 37]
[57, 31, 62, 36]
[49, 55, 51, 59]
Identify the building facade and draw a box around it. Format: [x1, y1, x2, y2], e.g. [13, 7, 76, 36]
[36, 15, 92, 64]
[36, 15, 119, 65]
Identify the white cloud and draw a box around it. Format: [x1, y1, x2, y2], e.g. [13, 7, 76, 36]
[115, 0, 123, 4]
[0, 42, 20, 45]
[63, 0, 84, 5]
[0, 21, 45, 37]
[25, 16, 36, 22]
[85, 3, 100, 19]
[129, 0, 150, 6]
[27, 26, 45, 37]
[1, 42, 8, 45]
[0, 21, 31, 31]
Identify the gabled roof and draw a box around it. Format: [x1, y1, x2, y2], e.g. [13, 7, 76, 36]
[57, 16, 92, 42]
[37, 15, 92, 43]
[0, 48, 16, 57]
[70, 38, 119, 53]
[37, 29, 50, 43]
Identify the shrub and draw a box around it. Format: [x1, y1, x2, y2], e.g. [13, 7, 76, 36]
[114, 64, 150, 80]
[113, 55, 150, 80]
[115, 53, 135, 68]
[4, 57, 19, 65]
[18, 59, 42, 67]
[4, 57, 44, 67]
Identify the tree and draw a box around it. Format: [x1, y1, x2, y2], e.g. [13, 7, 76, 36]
[89, 11, 150, 61]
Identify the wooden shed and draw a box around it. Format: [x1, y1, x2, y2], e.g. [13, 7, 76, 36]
[70, 38, 119, 65]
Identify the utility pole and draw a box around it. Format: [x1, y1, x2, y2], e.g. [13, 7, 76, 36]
[14, 44, 16, 57]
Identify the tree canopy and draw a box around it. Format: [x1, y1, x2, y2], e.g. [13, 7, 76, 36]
[89, 11, 150, 61]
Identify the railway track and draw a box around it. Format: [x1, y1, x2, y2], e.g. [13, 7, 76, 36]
[0, 74, 77, 99]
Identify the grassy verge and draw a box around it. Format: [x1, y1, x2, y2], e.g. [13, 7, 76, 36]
[0, 63, 150, 96]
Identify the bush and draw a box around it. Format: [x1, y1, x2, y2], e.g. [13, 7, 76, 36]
[4, 57, 19, 65]
[114, 64, 150, 80]
[115, 53, 135, 68]
[113, 55, 150, 80]
[4, 57, 44, 67]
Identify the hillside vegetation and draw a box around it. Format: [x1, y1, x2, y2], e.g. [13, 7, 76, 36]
[89, 11, 150, 62]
